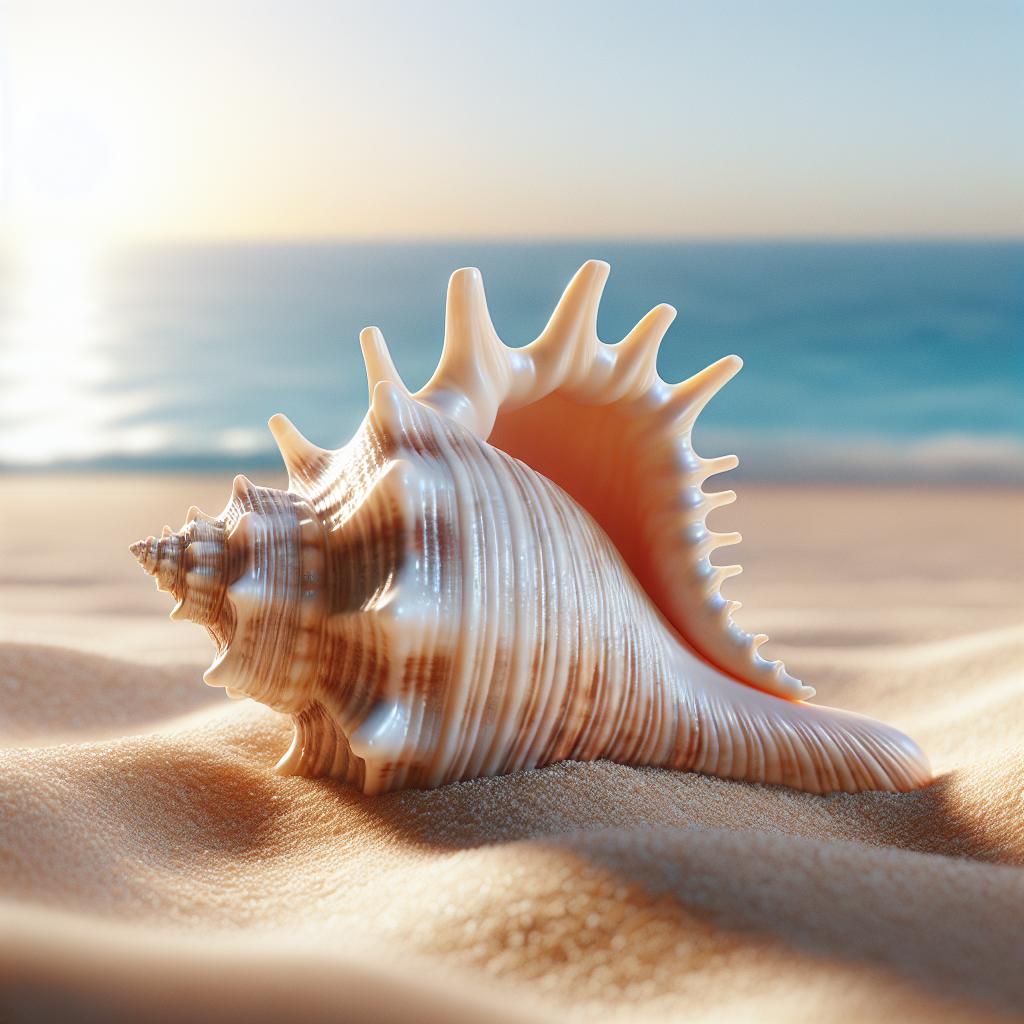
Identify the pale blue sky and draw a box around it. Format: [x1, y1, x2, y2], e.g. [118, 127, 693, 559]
[2, 0, 1022, 238]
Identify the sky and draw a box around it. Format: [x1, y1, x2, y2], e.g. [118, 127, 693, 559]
[0, 0, 1022, 241]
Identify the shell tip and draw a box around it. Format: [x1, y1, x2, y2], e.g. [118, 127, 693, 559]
[274, 727, 303, 775]
[267, 412, 293, 437]
[540, 259, 611, 343]
[231, 473, 256, 501]
[359, 326, 408, 396]
[775, 663, 815, 701]
[268, 414, 324, 481]
[450, 266, 483, 287]
[129, 538, 154, 575]
[185, 505, 213, 525]
[670, 356, 744, 421]
[446, 266, 493, 317]
[203, 662, 226, 688]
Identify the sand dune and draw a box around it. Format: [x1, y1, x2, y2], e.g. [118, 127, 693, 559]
[1, 479, 1021, 1022]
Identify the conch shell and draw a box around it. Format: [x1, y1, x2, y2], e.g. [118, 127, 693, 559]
[132, 261, 931, 796]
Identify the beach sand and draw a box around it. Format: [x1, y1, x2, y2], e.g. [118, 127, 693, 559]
[1, 475, 1022, 1022]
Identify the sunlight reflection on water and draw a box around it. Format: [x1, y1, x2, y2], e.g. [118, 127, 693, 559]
[0, 237, 166, 465]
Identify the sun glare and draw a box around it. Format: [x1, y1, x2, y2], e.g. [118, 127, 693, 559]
[0, 238, 112, 464]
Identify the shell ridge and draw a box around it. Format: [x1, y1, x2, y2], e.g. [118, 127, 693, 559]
[384, 396, 463, 788]
[468, 447, 535, 778]
[501, 452, 557, 775]
[503, 468, 565, 774]
[397, 398, 488, 788]
[534, 465, 588, 769]
[561, 477, 611, 764]
[441, 420, 507, 784]
[526, 472, 592, 771]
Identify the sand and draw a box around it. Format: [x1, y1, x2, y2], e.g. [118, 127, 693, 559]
[1, 474, 1022, 1023]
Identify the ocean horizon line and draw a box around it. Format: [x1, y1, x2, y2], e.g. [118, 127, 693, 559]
[4, 235, 1024, 251]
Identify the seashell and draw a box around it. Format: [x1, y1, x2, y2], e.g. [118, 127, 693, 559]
[131, 260, 931, 796]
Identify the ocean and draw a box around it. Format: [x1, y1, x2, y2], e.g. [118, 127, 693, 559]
[0, 240, 1020, 481]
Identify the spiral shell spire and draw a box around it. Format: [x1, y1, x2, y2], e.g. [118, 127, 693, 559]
[131, 516, 231, 632]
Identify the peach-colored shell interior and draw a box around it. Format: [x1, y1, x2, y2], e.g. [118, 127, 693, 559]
[488, 393, 733, 676]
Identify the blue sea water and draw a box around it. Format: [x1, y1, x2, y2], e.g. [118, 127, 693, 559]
[0, 240, 1021, 481]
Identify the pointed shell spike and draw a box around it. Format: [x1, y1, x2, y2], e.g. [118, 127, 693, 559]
[669, 355, 743, 423]
[621, 302, 676, 355]
[418, 267, 510, 436]
[203, 655, 231, 688]
[703, 489, 738, 512]
[185, 505, 215, 525]
[701, 456, 740, 481]
[538, 258, 609, 345]
[359, 326, 408, 398]
[613, 303, 677, 396]
[447, 269, 504, 360]
[709, 530, 742, 550]
[268, 414, 329, 485]
[231, 473, 256, 502]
